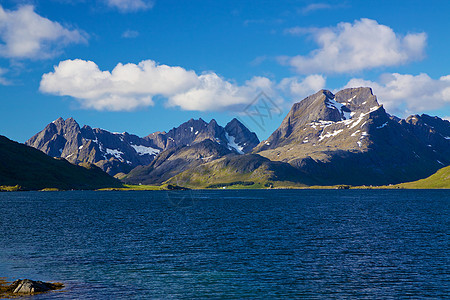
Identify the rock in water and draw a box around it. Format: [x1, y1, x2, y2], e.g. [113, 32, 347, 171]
[9, 279, 63, 294]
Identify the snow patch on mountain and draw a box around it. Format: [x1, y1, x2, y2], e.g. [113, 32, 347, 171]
[326, 97, 352, 120]
[106, 148, 124, 161]
[346, 95, 356, 103]
[319, 129, 343, 141]
[130, 144, 160, 156]
[225, 132, 244, 154]
[351, 130, 360, 137]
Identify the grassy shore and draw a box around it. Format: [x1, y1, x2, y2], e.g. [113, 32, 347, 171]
[1, 166, 449, 191]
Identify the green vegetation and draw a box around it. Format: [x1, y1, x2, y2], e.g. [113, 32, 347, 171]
[165, 154, 315, 189]
[391, 165, 450, 189]
[1, 133, 448, 191]
[97, 184, 188, 191]
[98, 184, 162, 191]
[0, 185, 21, 192]
[0, 135, 123, 190]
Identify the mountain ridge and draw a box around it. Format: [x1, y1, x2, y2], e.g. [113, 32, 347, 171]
[254, 87, 449, 185]
[22, 86, 450, 188]
[26, 117, 260, 176]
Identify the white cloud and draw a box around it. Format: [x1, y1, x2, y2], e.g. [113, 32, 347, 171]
[40, 59, 275, 111]
[344, 73, 450, 115]
[278, 74, 326, 101]
[39, 58, 450, 117]
[121, 29, 139, 38]
[443, 116, 450, 122]
[168, 75, 275, 111]
[300, 3, 332, 15]
[283, 26, 317, 36]
[281, 18, 427, 74]
[0, 67, 10, 85]
[0, 5, 87, 59]
[106, 0, 154, 12]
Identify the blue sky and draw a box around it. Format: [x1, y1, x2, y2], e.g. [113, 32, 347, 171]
[1, 0, 450, 142]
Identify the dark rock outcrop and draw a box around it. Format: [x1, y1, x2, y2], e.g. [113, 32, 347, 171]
[0, 279, 64, 295]
[144, 118, 259, 154]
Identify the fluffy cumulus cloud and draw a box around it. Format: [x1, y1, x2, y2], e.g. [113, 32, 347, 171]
[344, 73, 450, 114]
[281, 18, 427, 74]
[0, 5, 87, 59]
[40, 59, 278, 111]
[278, 74, 326, 101]
[168, 75, 274, 111]
[106, 0, 154, 12]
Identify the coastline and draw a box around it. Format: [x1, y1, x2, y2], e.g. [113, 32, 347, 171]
[1, 184, 448, 192]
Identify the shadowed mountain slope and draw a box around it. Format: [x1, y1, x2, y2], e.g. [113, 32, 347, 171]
[0, 135, 122, 190]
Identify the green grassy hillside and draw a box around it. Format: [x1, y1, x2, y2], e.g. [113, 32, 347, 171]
[166, 154, 317, 189]
[394, 165, 450, 189]
[0, 135, 123, 190]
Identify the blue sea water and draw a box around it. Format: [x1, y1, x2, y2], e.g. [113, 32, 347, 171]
[0, 189, 448, 299]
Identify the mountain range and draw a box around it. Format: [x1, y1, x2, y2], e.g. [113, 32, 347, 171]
[255, 88, 450, 185]
[26, 117, 259, 176]
[21, 87, 450, 188]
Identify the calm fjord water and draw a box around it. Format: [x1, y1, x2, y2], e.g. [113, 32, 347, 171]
[0, 190, 448, 299]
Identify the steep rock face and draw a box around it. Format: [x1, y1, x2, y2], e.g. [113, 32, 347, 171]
[144, 118, 259, 154]
[224, 118, 260, 154]
[122, 139, 233, 185]
[400, 114, 450, 161]
[27, 117, 260, 176]
[255, 87, 449, 185]
[26, 118, 160, 175]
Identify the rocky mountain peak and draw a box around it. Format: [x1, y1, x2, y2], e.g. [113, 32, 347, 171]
[143, 117, 260, 154]
[253, 87, 449, 185]
[335, 87, 379, 114]
[27, 116, 260, 176]
[225, 118, 260, 154]
[27, 118, 162, 175]
[254, 88, 383, 152]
